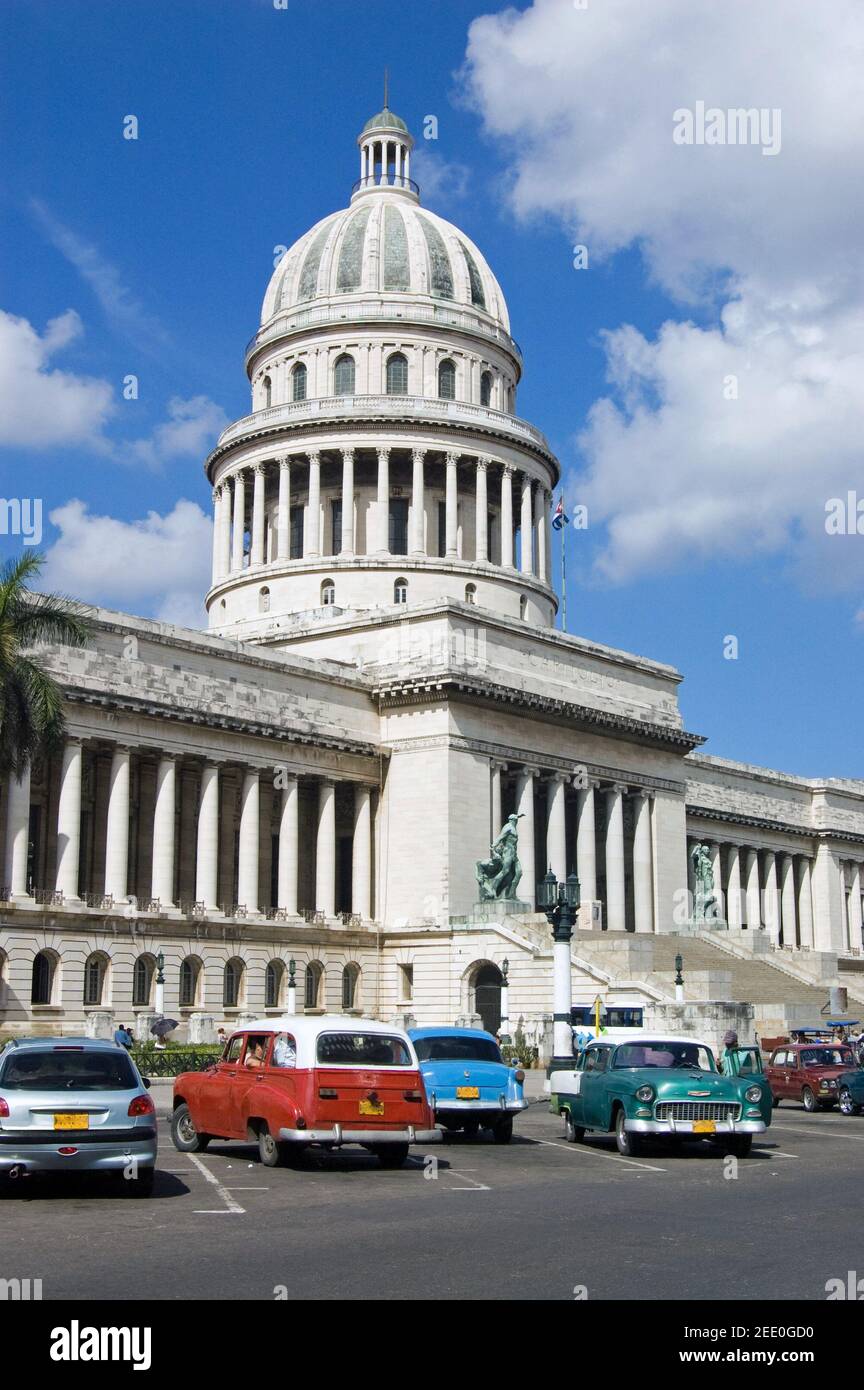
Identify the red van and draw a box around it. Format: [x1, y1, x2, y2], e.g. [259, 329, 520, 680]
[766, 1042, 856, 1111]
[170, 1015, 440, 1168]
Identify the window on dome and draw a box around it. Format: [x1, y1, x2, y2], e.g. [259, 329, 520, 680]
[480, 371, 492, 407]
[259, 586, 270, 614]
[437, 501, 447, 559]
[333, 354, 355, 395]
[321, 580, 335, 607]
[417, 213, 454, 299]
[386, 352, 408, 395]
[394, 578, 408, 605]
[290, 505, 304, 559]
[465, 583, 477, 605]
[336, 207, 371, 292]
[458, 240, 487, 310]
[389, 499, 408, 555]
[262, 375, 272, 408]
[519, 594, 528, 620]
[438, 359, 456, 400]
[292, 363, 307, 402]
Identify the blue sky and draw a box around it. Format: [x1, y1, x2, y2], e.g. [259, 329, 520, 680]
[1, 0, 861, 778]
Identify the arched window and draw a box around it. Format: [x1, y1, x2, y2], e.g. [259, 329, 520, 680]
[519, 594, 528, 620]
[83, 952, 108, 1007]
[179, 956, 202, 1008]
[265, 960, 285, 1009]
[223, 958, 245, 1009]
[321, 579, 335, 607]
[132, 955, 155, 1008]
[465, 582, 477, 605]
[386, 352, 408, 395]
[333, 353, 355, 395]
[438, 358, 456, 400]
[292, 362, 307, 402]
[304, 961, 324, 1010]
[262, 374, 272, 408]
[259, 586, 270, 614]
[480, 370, 492, 407]
[394, 577, 408, 605]
[31, 951, 55, 1006]
[342, 963, 360, 1010]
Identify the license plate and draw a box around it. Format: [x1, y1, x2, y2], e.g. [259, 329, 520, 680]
[693, 1119, 716, 1134]
[54, 1113, 89, 1130]
[456, 1086, 480, 1099]
[359, 1099, 384, 1116]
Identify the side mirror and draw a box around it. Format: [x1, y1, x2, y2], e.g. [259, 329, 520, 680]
[141, 1077, 151, 1090]
[510, 1057, 519, 1068]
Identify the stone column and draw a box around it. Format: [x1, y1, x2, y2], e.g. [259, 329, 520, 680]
[763, 852, 780, 942]
[445, 452, 458, 556]
[55, 738, 83, 900]
[726, 846, 743, 929]
[4, 764, 32, 898]
[500, 465, 514, 568]
[305, 452, 321, 558]
[237, 769, 260, 913]
[352, 784, 372, 920]
[849, 862, 864, 950]
[604, 783, 626, 932]
[217, 483, 232, 579]
[211, 488, 222, 585]
[276, 456, 291, 560]
[515, 766, 537, 908]
[545, 774, 567, 882]
[277, 774, 299, 915]
[535, 485, 548, 584]
[411, 448, 425, 554]
[151, 756, 176, 907]
[251, 465, 266, 566]
[745, 848, 761, 928]
[797, 856, 814, 949]
[376, 447, 390, 553]
[780, 853, 798, 948]
[490, 760, 503, 840]
[341, 448, 355, 557]
[475, 457, 488, 562]
[231, 471, 245, 572]
[195, 763, 220, 911]
[520, 475, 533, 575]
[575, 781, 597, 903]
[316, 778, 336, 917]
[632, 789, 654, 934]
[104, 746, 131, 901]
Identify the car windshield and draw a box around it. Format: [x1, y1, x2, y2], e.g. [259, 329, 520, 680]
[800, 1048, 852, 1066]
[316, 1033, 412, 1067]
[413, 1036, 502, 1063]
[0, 1048, 139, 1091]
[613, 1042, 716, 1071]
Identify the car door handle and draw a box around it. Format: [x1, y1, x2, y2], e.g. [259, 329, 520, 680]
[255, 1074, 264, 1082]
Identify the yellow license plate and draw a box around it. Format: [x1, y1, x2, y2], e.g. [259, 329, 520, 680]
[359, 1099, 385, 1116]
[54, 1113, 89, 1130]
[693, 1119, 716, 1134]
[457, 1086, 480, 1099]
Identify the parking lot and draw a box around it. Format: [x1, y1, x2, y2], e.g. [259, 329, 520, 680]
[2, 1089, 862, 1302]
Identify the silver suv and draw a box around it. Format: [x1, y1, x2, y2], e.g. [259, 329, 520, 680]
[0, 1037, 157, 1194]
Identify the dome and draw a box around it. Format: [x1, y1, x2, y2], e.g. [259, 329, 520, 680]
[260, 196, 511, 334]
[361, 106, 408, 134]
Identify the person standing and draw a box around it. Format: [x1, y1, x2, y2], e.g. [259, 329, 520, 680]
[114, 1023, 134, 1050]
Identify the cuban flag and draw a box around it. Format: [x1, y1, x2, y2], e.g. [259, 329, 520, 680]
[552, 496, 569, 530]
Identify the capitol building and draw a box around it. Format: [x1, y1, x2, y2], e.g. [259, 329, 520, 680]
[2, 109, 864, 1049]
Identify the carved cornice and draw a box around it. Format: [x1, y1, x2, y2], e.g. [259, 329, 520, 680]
[686, 802, 864, 848]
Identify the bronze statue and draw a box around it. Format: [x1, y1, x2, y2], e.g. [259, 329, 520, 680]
[476, 813, 524, 900]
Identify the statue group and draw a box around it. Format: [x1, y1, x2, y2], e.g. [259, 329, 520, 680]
[476, 814, 524, 901]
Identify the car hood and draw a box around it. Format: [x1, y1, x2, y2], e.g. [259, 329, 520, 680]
[618, 1068, 747, 1098]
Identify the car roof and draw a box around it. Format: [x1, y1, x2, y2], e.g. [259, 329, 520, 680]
[408, 1026, 497, 1041]
[2, 1036, 125, 1051]
[587, 1032, 714, 1048]
[230, 1015, 410, 1039]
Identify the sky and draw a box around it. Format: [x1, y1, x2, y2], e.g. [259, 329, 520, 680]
[1, 0, 862, 778]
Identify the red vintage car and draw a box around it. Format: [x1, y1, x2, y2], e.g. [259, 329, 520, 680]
[765, 1042, 856, 1111]
[170, 1015, 440, 1168]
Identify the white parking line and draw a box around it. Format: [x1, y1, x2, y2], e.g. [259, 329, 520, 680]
[445, 1168, 490, 1192]
[772, 1124, 864, 1141]
[532, 1137, 667, 1172]
[188, 1152, 246, 1214]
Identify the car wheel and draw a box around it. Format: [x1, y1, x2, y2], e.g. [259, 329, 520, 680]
[123, 1166, 155, 1196]
[170, 1103, 211, 1152]
[374, 1143, 410, 1169]
[492, 1117, 513, 1144]
[839, 1087, 861, 1116]
[723, 1135, 752, 1158]
[258, 1126, 286, 1168]
[801, 1086, 818, 1112]
[772, 1094, 781, 1108]
[563, 1111, 585, 1144]
[615, 1108, 643, 1158]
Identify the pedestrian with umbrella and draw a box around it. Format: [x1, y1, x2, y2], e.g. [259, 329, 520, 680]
[150, 1016, 178, 1050]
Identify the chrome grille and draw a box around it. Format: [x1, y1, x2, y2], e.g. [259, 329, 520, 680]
[654, 1101, 741, 1122]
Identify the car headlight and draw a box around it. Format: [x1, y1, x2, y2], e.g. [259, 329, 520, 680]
[635, 1085, 654, 1102]
[744, 1085, 762, 1103]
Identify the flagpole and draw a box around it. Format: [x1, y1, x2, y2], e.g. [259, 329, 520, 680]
[560, 490, 567, 632]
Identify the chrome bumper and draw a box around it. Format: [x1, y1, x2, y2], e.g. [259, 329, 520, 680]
[0, 1138, 158, 1172]
[278, 1124, 442, 1145]
[626, 1118, 767, 1135]
[435, 1098, 527, 1114]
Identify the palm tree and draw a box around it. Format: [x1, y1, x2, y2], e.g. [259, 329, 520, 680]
[0, 552, 90, 780]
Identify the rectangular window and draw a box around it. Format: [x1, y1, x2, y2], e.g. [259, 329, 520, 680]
[290, 505, 304, 560]
[437, 501, 447, 558]
[389, 498, 408, 555]
[331, 498, 342, 555]
[399, 963, 414, 1002]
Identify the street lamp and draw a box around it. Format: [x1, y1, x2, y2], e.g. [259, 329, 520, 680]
[287, 958, 297, 1015]
[499, 958, 511, 1043]
[675, 953, 684, 1003]
[154, 951, 165, 1016]
[536, 868, 581, 1070]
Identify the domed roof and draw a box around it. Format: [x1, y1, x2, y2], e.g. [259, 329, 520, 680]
[261, 194, 511, 334]
[361, 106, 408, 134]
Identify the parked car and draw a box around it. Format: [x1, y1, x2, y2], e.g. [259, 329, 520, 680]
[408, 1026, 527, 1142]
[550, 1034, 772, 1158]
[171, 1016, 440, 1168]
[0, 1036, 156, 1193]
[766, 1043, 858, 1111]
[836, 1068, 864, 1116]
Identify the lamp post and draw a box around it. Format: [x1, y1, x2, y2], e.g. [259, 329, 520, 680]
[536, 869, 581, 1069]
[154, 951, 165, 1016]
[287, 958, 297, 1015]
[499, 958, 510, 1043]
[675, 953, 684, 1003]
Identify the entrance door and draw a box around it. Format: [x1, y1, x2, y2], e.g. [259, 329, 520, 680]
[473, 964, 503, 1034]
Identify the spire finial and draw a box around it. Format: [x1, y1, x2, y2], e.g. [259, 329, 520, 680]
[384, 67, 389, 109]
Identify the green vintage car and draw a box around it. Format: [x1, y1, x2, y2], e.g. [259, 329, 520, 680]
[550, 1034, 772, 1158]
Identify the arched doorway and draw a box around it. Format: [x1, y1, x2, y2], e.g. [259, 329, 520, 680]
[471, 962, 503, 1035]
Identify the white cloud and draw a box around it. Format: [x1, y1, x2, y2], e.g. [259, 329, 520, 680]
[410, 149, 470, 204]
[43, 498, 212, 627]
[0, 309, 115, 447]
[125, 395, 229, 470]
[463, 0, 864, 592]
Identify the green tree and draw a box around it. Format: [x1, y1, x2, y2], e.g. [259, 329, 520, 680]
[0, 552, 89, 779]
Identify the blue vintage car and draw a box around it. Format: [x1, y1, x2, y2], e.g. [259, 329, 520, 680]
[408, 1027, 527, 1143]
[837, 1069, 864, 1115]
